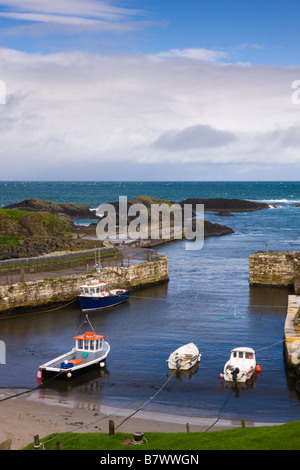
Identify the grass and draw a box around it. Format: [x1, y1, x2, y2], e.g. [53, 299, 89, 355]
[0, 208, 30, 221]
[0, 235, 21, 245]
[23, 421, 300, 450]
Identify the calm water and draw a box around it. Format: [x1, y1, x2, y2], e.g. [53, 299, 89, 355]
[0, 181, 300, 423]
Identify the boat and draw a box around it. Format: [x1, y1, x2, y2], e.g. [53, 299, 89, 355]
[38, 319, 110, 379]
[79, 280, 130, 312]
[167, 343, 201, 371]
[220, 347, 260, 383]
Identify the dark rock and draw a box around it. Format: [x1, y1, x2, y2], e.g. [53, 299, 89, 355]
[215, 211, 234, 216]
[4, 198, 99, 219]
[179, 197, 269, 212]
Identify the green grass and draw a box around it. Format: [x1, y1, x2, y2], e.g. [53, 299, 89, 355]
[0, 235, 21, 245]
[0, 208, 30, 221]
[23, 421, 300, 450]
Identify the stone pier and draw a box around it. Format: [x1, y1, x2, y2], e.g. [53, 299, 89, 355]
[284, 295, 300, 377]
[249, 251, 300, 288]
[0, 255, 169, 316]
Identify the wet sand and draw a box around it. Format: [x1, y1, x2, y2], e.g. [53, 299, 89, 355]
[0, 389, 282, 450]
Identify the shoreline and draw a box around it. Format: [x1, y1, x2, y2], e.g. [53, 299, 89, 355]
[0, 388, 284, 450]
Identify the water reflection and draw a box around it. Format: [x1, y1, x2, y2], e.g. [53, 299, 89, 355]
[167, 363, 200, 382]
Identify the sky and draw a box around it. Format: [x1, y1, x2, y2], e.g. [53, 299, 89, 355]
[0, 0, 300, 181]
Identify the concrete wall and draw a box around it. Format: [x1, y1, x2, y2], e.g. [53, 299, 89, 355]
[0, 255, 168, 315]
[249, 251, 300, 287]
[284, 295, 300, 378]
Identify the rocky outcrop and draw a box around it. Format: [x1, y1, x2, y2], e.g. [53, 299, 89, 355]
[179, 197, 269, 213]
[0, 208, 102, 260]
[4, 198, 98, 219]
[203, 219, 234, 236]
[0, 209, 74, 237]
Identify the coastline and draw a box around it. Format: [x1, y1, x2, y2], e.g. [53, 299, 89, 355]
[0, 388, 284, 450]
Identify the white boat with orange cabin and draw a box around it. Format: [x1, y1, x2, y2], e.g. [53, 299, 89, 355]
[38, 327, 110, 379]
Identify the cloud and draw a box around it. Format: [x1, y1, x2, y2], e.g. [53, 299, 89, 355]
[150, 48, 229, 63]
[0, 0, 143, 21]
[153, 124, 237, 150]
[0, 47, 300, 179]
[0, 0, 148, 33]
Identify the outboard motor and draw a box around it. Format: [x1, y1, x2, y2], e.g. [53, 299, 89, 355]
[232, 367, 240, 383]
[175, 356, 183, 369]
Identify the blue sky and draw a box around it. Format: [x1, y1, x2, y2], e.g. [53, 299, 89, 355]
[0, 0, 299, 65]
[0, 0, 300, 180]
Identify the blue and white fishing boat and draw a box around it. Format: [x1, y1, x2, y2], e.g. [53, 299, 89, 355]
[79, 280, 130, 312]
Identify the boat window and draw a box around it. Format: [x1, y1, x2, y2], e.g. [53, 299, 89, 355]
[90, 288, 94, 294]
[246, 352, 253, 359]
[77, 339, 83, 349]
[96, 288, 99, 293]
[95, 340, 99, 350]
[90, 340, 94, 350]
[239, 352, 243, 359]
[84, 339, 89, 350]
[233, 352, 237, 358]
[85, 288, 89, 294]
[99, 339, 103, 348]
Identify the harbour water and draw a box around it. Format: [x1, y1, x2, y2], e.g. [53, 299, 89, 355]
[0, 181, 300, 424]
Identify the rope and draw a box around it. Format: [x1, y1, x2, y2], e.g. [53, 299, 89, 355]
[255, 338, 288, 352]
[0, 296, 78, 320]
[115, 366, 180, 431]
[0, 371, 64, 403]
[204, 386, 235, 432]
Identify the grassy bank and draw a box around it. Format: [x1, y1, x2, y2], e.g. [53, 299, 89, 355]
[24, 421, 300, 450]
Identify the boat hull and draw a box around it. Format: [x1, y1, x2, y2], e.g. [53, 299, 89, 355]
[39, 343, 110, 379]
[79, 290, 130, 312]
[40, 358, 107, 379]
[167, 343, 201, 371]
[223, 366, 256, 383]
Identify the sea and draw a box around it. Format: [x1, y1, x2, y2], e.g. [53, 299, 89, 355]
[1, 180, 300, 425]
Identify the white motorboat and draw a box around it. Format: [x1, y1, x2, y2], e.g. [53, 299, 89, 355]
[167, 343, 201, 371]
[221, 347, 260, 383]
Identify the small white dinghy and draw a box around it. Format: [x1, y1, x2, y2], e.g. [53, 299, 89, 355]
[221, 347, 260, 383]
[167, 343, 201, 371]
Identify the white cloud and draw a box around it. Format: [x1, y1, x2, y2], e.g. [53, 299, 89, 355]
[0, 47, 300, 179]
[150, 48, 229, 63]
[0, 0, 142, 21]
[0, 0, 147, 34]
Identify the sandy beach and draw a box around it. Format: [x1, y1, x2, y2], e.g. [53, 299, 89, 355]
[0, 388, 282, 450]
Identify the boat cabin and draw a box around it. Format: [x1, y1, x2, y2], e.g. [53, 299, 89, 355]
[230, 347, 255, 362]
[80, 281, 107, 297]
[73, 332, 105, 353]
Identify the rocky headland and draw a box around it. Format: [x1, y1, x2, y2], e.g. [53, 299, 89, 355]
[0, 195, 268, 260]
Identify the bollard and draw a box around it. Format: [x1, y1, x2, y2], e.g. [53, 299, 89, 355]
[34, 435, 42, 450]
[241, 419, 246, 428]
[109, 420, 115, 436]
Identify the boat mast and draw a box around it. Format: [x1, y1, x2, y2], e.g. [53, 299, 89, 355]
[94, 247, 101, 280]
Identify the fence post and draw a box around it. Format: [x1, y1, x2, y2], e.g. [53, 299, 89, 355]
[109, 420, 115, 436]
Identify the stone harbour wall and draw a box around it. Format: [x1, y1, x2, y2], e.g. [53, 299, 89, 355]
[0, 255, 168, 315]
[249, 251, 300, 287]
[284, 295, 300, 379]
